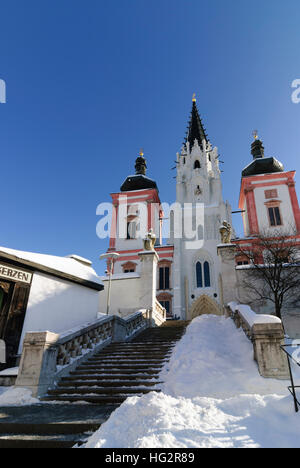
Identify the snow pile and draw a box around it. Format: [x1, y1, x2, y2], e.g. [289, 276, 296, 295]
[160, 314, 286, 399]
[0, 387, 39, 406]
[85, 392, 299, 449]
[84, 315, 300, 448]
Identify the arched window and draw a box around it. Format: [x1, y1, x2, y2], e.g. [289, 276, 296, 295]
[194, 160, 201, 169]
[204, 261, 211, 287]
[158, 261, 171, 290]
[122, 262, 137, 274]
[196, 262, 203, 288]
[127, 221, 137, 239]
[196, 261, 211, 288]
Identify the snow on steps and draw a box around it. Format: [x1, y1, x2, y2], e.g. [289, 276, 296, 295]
[42, 322, 188, 405]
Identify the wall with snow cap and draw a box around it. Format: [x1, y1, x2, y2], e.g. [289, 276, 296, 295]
[19, 272, 100, 353]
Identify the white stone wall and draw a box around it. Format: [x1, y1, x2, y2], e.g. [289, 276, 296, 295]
[99, 275, 141, 316]
[19, 272, 100, 353]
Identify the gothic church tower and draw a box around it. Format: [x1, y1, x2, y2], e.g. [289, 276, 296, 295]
[172, 96, 233, 319]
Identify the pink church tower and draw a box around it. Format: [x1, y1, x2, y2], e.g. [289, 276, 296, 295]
[238, 135, 300, 237]
[236, 134, 300, 263]
[105, 151, 175, 317]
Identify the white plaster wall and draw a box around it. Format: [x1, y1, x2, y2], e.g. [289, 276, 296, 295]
[19, 272, 100, 353]
[254, 184, 296, 234]
[99, 275, 141, 316]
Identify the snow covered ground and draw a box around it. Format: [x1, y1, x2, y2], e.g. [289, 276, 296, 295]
[84, 314, 300, 448]
[0, 386, 40, 406]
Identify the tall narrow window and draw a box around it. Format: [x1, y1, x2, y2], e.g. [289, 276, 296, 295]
[196, 262, 203, 288]
[159, 266, 170, 290]
[268, 207, 282, 226]
[127, 221, 137, 239]
[194, 160, 201, 169]
[204, 261, 211, 288]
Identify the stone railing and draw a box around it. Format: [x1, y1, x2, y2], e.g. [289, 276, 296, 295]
[15, 310, 151, 398]
[124, 310, 150, 338]
[226, 303, 289, 380]
[56, 316, 114, 368]
[154, 300, 167, 325]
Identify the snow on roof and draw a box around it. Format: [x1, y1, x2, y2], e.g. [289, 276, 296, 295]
[0, 246, 102, 286]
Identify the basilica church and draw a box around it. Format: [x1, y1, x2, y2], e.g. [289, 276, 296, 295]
[100, 96, 300, 322]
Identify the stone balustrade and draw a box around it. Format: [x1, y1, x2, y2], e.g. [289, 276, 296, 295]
[226, 302, 289, 380]
[154, 300, 167, 325]
[15, 309, 152, 398]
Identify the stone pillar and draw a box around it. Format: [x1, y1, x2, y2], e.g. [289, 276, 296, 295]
[0, 340, 5, 364]
[252, 322, 289, 380]
[217, 244, 238, 308]
[138, 250, 159, 323]
[15, 331, 59, 398]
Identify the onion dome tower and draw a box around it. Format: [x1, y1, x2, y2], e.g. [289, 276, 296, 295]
[120, 150, 158, 192]
[242, 132, 284, 177]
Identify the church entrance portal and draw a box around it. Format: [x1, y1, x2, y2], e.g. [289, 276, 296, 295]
[188, 294, 222, 320]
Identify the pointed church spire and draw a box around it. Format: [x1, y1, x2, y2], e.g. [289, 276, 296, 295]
[184, 94, 208, 151]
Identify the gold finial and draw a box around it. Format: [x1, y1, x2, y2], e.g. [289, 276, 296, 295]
[192, 93, 196, 102]
[252, 130, 258, 140]
[139, 148, 144, 157]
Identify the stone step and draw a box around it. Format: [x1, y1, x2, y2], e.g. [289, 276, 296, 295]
[63, 374, 159, 381]
[84, 359, 168, 365]
[58, 380, 162, 388]
[94, 348, 172, 353]
[76, 364, 163, 371]
[107, 341, 175, 346]
[0, 422, 99, 436]
[41, 395, 128, 404]
[0, 404, 115, 449]
[43, 323, 187, 406]
[48, 387, 161, 396]
[70, 368, 161, 376]
[93, 351, 171, 358]
[131, 339, 181, 343]
[0, 433, 86, 449]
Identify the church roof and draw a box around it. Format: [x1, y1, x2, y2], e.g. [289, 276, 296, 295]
[242, 136, 284, 177]
[120, 174, 158, 192]
[242, 157, 284, 177]
[184, 97, 208, 150]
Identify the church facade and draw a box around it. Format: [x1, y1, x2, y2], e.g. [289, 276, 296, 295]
[100, 95, 300, 323]
[102, 96, 233, 320]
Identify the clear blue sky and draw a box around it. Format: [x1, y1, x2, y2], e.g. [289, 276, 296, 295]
[0, 0, 300, 275]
